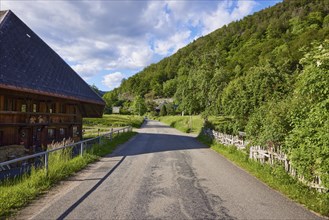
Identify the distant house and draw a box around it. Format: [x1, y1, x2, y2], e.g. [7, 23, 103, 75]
[0, 10, 105, 154]
[112, 106, 121, 114]
[155, 102, 167, 113]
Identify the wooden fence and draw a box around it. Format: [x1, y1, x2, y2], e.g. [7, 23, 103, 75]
[203, 128, 247, 150]
[203, 128, 328, 193]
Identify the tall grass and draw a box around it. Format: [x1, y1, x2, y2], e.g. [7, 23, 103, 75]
[158, 115, 203, 134]
[83, 114, 144, 138]
[197, 134, 329, 217]
[83, 114, 144, 128]
[0, 132, 136, 218]
[87, 132, 136, 157]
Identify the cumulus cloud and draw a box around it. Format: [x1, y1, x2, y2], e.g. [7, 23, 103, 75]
[1, 0, 266, 90]
[102, 72, 125, 90]
[114, 43, 154, 69]
[201, 0, 257, 35]
[232, 1, 257, 20]
[154, 31, 191, 55]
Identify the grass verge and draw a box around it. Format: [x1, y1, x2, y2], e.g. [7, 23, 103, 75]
[197, 134, 329, 217]
[83, 114, 144, 128]
[158, 115, 203, 134]
[83, 114, 144, 138]
[0, 131, 137, 218]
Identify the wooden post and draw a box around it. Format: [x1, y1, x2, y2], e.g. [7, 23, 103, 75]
[44, 152, 49, 174]
[80, 142, 84, 156]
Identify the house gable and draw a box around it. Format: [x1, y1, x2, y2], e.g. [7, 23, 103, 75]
[0, 10, 105, 117]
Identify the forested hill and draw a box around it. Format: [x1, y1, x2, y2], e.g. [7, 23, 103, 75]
[103, 0, 329, 187]
[105, 0, 328, 110]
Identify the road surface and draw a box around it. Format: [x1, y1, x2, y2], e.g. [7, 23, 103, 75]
[16, 120, 322, 219]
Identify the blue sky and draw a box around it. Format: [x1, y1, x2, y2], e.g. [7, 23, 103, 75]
[1, 0, 282, 91]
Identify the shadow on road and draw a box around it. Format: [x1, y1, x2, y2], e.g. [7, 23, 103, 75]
[56, 120, 209, 219]
[57, 156, 126, 220]
[111, 132, 209, 157]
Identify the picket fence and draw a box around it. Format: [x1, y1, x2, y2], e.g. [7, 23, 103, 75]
[203, 128, 327, 193]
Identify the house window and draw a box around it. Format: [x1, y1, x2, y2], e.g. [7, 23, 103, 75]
[40, 102, 47, 113]
[33, 104, 37, 112]
[48, 128, 55, 139]
[60, 104, 66, 114]
[21, 104, 27, 112]
[59, 128, 65, 136]
[5, 97, 15, 111]
[49, 103, 56, 113]
[72, 126, 78, 137]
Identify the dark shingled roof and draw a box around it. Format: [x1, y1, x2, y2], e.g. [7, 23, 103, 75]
[0, 10, 105, 110]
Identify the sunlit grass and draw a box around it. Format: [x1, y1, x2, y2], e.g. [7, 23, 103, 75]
[83, 114, 144, 138]
[0, 132, 137, 218]
[83, 114, 144, 128]
[197, 134, 329, 217]
[158, 115, 203, 134]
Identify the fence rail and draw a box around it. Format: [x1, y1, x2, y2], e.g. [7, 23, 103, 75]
[249, 145, 327, 192]
[203, 128, 248, 150]
[202, 128, 328, 193]
[0, 126, 132, 179]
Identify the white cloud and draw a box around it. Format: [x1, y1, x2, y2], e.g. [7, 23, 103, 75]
[142, 2, 169, 32]
[114, 43, 154, 69]
[1, 0, 265, 90]
[71, 61, 103, 79]
[154, 31, 191, 55]
[232, 1, 257, 20]
[102, 72, 125, 90]
[202, 4, 232, 35]
[201, 0, 256, 35]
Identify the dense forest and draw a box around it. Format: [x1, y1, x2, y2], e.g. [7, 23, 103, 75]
[103, 0, 329, 187]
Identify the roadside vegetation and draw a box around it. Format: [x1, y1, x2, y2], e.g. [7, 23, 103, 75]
[0, 131, 136, 218]
[83, 114, 144, 138]
[159, 115, 329, 216]
[158, 115, 235, 135]
[157, 115, 203, 134]
[102, 0, 329, 192]
[197, 134, 329, 217]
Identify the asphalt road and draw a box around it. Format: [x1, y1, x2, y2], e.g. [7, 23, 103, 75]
[17, 120, 322, 220]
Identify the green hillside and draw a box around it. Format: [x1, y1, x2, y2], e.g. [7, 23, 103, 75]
[104, 0, 329, 188]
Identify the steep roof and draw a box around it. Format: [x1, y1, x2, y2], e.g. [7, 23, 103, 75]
[0, 10, 105, 116]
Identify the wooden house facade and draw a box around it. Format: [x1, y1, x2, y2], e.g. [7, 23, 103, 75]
[0, 10, 105, 154]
